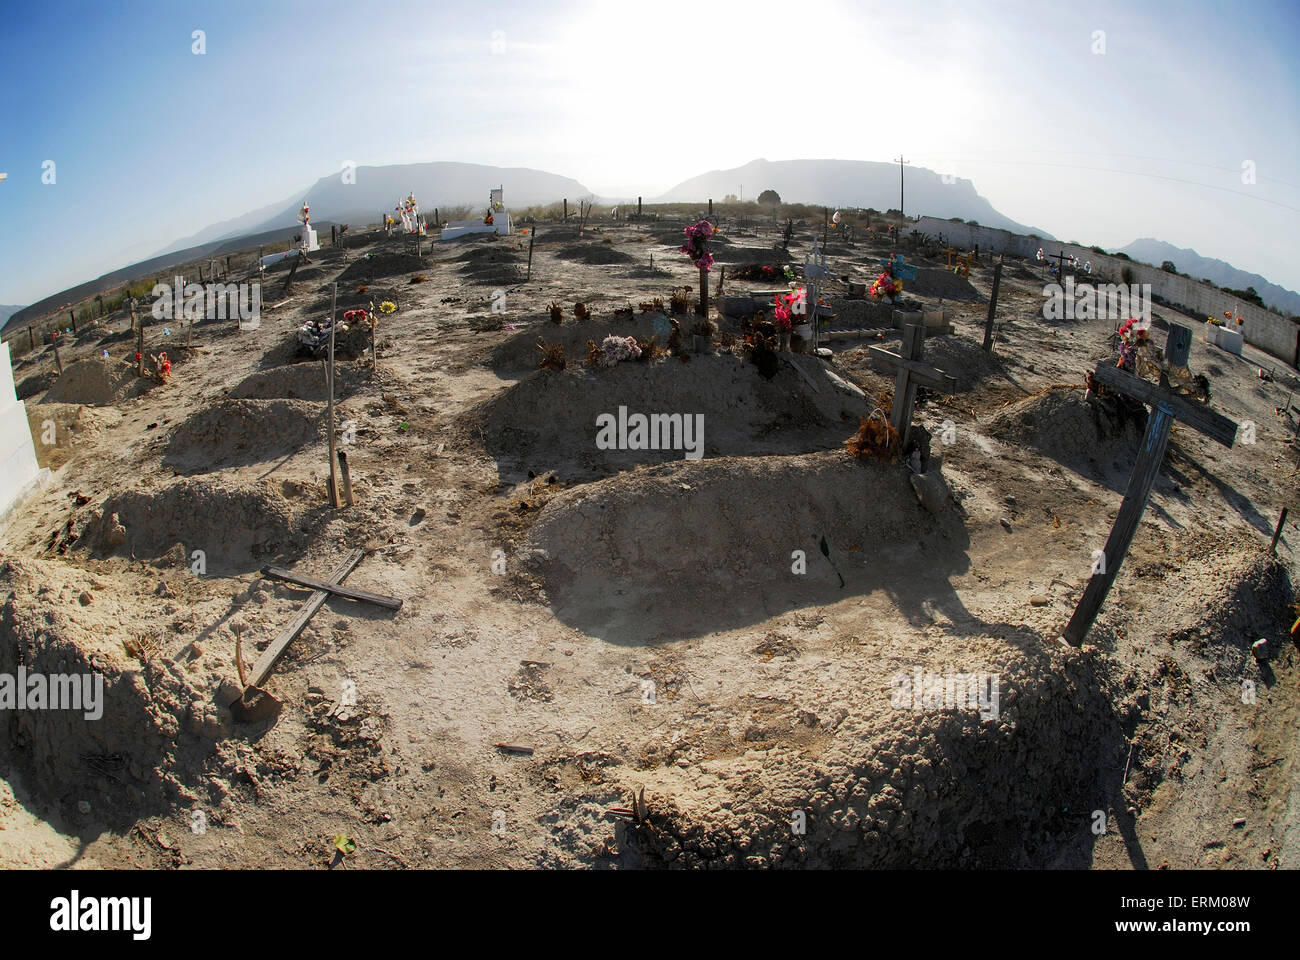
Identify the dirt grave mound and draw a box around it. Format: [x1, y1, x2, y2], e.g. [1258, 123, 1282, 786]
[0, 556, 209, 820]
[477, 354, 867, 482]
[554, 243, 635, 265]
[457, 247, 523, 284]
[491, 316, 664, 371]
[79, 477, 314, 573]
[910, 268, 983, 300]
[613, 641, 1121, 867]
[231, 362, 365, 401]
[521, 450, 967, 634]
[896, 333, 1008, 392]
[15, 371, 57, 401]
[335, 252, 429, 285]
[986, 385, 1146, 476]
[162, 399, 324, 473]
[41, 357, 157, 406]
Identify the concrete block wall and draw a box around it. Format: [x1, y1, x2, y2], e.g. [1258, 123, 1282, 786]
[910, 216, 1300, 368]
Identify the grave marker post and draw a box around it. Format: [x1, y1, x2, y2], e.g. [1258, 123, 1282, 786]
[1062, 323, 1238, 645]
[526, 227, 535, 280]
[982, 255, 1003, 353]
[327, 283, 340, 508]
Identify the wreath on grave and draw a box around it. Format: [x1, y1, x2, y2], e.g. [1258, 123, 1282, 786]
[681, 220, 715, 271]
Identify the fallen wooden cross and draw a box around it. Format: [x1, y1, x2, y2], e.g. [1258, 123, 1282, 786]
[1062, 323, 1238, 645]
[868, 323, 957, 448]
[229, 548, 399, 722]
[260, 564, 403, 610]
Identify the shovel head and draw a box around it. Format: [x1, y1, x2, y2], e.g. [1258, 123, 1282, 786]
[230, 686, 282, 724]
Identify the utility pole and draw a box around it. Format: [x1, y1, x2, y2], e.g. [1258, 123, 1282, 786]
[894, 155, 909, 218]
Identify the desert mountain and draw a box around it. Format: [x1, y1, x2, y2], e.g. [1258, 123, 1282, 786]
[1115, 238, 1299, 316]
[654, 158, 1052, 237]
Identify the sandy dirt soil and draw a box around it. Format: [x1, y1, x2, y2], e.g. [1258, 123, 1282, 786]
[1, 216, 1296, 869]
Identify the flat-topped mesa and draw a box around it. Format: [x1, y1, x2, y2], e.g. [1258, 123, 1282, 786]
[440, 186, 512, 241]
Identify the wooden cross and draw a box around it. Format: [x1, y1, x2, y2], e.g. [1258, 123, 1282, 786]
[1062, 323, 1238, 645]
[1046, 249, 1069, 279]
[231, 549, 402, 714]
[867, 324, 956, 448]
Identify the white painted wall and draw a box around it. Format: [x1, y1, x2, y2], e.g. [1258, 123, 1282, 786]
[910, 216, 1300, 368]
[0, 341, 46, 519]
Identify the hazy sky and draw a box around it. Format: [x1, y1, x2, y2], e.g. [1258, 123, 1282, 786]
[2, 0, 1297, 307]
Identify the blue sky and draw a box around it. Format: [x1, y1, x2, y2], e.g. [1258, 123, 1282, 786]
[1, 0, 1297, 307]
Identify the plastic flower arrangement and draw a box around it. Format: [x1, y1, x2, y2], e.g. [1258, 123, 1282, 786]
[1116, 317, 1151, 372]
[297, 316, 349, 351]
[379, 301, 397, 314]
[681, 219, 715, 271]
[773, 287, 807, 331]
[600, 334, 641, 366]
[869, 271, 902, 301]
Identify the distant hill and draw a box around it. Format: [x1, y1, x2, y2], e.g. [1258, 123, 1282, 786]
[3, 223, 314, 335]
[4, 162, 593, 336]
[152, 162, 593, 257]
[655, 158, 1054, 237]
[0, 305, 25, 327]
[1115, 238, 1299, 317]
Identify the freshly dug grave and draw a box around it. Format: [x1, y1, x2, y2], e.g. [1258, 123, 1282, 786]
[335, 251, 430, 285]
[909, 267, 983, 300]
[554, 243, 635, 265]
[457, 247, 523, 285]
[477, 354, 868, 481]
[986, 386, 1146, 478]
[612, 641, 1122, 868]
[78, 477, 315, 573]
[230, 362, 365, 401]
[162, 399, 324, 473]
[0, 556, 207, 820]
[521, 450, 966, 630]
[0, 551, 367, 827]
[41, 357, 158, 407]
[898, 332, 1010, 392]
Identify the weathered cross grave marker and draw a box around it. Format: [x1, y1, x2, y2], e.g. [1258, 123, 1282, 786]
[229, 548, 401, 722]
[867, 323, 957, 448]
[1062, 322, 1238, 645]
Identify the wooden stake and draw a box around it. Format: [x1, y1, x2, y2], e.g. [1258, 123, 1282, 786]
[1270, 507, 1289, 555]
[53, 340, 62, 374]
[698, 266, 709, 319]
[563, 198, 568, 222]
[327, 283, 340, 509]
[982, 255, 1003, 353]
[338, 450, 354, 507]
[136, 316, 145, 377]
[526, 228, 535, 280]
[370, 316, 377, 372]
